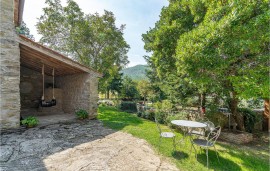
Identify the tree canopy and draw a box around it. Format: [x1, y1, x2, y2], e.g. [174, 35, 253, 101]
[143, 0, 269, 131]
[36, 0, 130, 92]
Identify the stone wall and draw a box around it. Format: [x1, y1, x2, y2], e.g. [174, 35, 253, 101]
[56, 72, 98, 118]
[20, 66, 43, 109]
[0, 0, 21, 129]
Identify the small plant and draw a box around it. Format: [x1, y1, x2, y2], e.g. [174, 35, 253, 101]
[75, 109, 89, 119]
[21, 116, 39, 128]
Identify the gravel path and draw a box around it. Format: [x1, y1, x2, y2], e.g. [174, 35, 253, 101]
[0, 120, 178, 171]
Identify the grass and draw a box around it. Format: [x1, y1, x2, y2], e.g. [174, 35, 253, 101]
[98, 106, 269, 171]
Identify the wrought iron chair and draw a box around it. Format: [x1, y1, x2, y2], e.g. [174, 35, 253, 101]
[189, 120, 214, 137]
[191, 126, 221, 168]
[155, 117, 176, 151]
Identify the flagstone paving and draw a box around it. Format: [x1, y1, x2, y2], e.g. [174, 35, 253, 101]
[0, 119, 178, 171]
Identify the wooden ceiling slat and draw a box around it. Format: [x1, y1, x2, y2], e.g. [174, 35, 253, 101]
[19, 44, 84, 76]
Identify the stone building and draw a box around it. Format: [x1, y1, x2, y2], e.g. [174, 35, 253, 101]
[0, 0, 102, 129]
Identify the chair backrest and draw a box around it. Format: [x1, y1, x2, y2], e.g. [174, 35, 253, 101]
[206, 126, 221, 145]
[204, 121, 215, 132]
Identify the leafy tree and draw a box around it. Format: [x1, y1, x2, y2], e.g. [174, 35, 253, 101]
[137, 80, 151, 104]
[36, 0, 129, 92]
[144, 0, 269, 131]
[175, 1, 269, 130]
[106, 70, 123, 98]
[121, 76, 139, 100]
[16, 21, 35, 40]
[142, 0, 205, 105]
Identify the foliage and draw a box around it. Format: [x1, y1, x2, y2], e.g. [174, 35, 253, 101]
[154, 100, 174, 113]
[165, 111, 189, 128]
[16, 21, 35, 40]
[237, 108, 257, 133]
[98, 106, 269, 171]
[120, 76, 139, 100]
[142, 109, 155, 121]
[205, 111, 228, 129]
[75, 109, 89, 119]
[143, 0, 269, 130]
[36, 0, 130, 92]
[137, 80, 151, 103]
[154, 111, 167, 124]
[121, 65, 149, 81]
[21, 116, 39, 127]
[119, 101, 137, 112]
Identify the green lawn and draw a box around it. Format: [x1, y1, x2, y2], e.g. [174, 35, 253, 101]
[98, 106, 269, 171]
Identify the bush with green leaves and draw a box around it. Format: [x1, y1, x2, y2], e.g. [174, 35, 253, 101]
[144, 109, 155, 121]
[75, 109, 89, 119]
[165, 111, 189, 128]
[120, 101, 137, 112]
[205, 110, 228, 129]
[21, 116, 39, 127]
[154, 111, 167, 124]
[238, 108, 257, 133]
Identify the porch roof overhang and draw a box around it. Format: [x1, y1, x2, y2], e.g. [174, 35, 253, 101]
[19, 35, 103, 77]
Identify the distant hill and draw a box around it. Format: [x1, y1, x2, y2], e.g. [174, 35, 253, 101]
[121, 65, 148, 81]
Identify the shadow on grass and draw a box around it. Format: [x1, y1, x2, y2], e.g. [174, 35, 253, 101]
[195, 149, 242, 171]
[217, 143, 269, 171]
[98, 106, 143, 130]
[172, 151, 189, 160]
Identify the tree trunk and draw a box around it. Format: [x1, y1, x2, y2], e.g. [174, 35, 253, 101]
[228, 91, 245, 131]
[106, 90, 110, 99]
[143, 95, 146, 105]
[263, 99, 269, 132]
[201, 93, 206, 114]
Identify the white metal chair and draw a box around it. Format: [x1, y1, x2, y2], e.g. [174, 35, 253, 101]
[155, 117, 176, 151]
[189, 120, 215, 137]
[192, 126, 221, 168]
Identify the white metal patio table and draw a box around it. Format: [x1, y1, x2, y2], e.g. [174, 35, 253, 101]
[171, 120, 207, 153]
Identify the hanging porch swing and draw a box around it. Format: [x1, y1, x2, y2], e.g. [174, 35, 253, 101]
[40, 64, 57, 107]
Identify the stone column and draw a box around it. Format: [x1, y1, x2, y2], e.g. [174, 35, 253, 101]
[0, 0, 21, 129]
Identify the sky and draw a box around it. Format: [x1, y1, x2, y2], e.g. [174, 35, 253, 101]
[23, 0, 169, 67]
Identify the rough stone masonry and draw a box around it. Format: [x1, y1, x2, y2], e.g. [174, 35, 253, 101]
[0, 0, 21, 129]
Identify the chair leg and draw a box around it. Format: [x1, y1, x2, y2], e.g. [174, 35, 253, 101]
[206, 148, 209, 169]
[214, 145, 220, 163]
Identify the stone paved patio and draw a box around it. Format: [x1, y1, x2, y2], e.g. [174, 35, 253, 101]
[0, 119, 178, 171]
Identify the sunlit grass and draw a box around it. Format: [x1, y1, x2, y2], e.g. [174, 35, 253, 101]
[98, 106, 268, 171]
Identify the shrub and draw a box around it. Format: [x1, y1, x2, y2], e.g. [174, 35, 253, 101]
[144, 109, 155, 121]
[120, 101, 137, 112]
[75, 109, 89, 119]
[205, 110, 228, 129]
[238, 108, 257, 133]
[165, 111, 189, 128]
[21, 116, 39, 128]
[155, 111, 167, 124]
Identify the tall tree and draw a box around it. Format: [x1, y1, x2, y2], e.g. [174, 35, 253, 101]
[137, 80, 151, 104]
[144, 0, 269, 131]
[142, 0, 205, 103]
[36, 0, 129, 91]
[175, 1, 269, 130]
[121, 76, 139, 100]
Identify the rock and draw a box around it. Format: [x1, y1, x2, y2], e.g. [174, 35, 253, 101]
[20, 138, 52, 155]
[0, 145, 13, 162]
